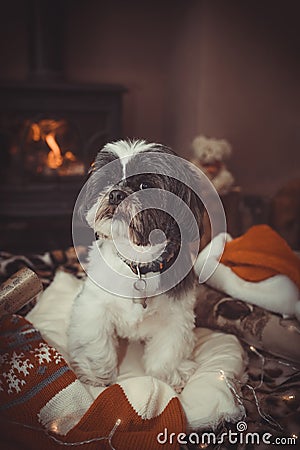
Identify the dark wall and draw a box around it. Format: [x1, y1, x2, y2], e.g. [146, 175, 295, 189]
[0, 0, 299, 196]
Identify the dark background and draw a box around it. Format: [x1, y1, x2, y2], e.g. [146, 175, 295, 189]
[0, 0, 299, 253]
[0, 0, 299, 196]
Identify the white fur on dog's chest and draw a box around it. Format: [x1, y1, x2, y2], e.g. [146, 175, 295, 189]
[114, 296, 169, 341]
[80, 276, 171, 341]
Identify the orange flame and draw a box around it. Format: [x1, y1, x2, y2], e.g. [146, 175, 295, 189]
[29, 119, 83, 174]
[45, 133, 64, 169]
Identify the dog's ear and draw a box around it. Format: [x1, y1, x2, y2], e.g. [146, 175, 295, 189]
[187, 189, 204, 241]
[77, 148, 122, 225]
[76, 169, 100, 226]
[172, 161, 205, 245]
[76, 150, 102, 222]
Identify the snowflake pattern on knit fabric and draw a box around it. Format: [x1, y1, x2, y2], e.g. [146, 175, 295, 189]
[31, 343, 63, 365]
[2, 351, 34, 394]
[1, 342, 64, 395]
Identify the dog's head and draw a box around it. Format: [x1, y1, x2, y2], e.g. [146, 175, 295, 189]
[80, 140, 204, 280]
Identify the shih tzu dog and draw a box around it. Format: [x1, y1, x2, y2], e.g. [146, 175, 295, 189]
[68, 140, 204, 390]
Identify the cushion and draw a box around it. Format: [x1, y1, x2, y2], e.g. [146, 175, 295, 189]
[25, 270, 246, 432]
[195, 284, 300, 364]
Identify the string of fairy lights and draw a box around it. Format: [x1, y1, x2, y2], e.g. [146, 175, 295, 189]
[4, 417, 122, 448]
[1, 345, 299, 448]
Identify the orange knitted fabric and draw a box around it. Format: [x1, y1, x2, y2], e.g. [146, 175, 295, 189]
[0, 315, 186, 450]
[220, 225, 300, 289]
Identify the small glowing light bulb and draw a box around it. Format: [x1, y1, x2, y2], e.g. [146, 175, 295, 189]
[50, 421, 59, 433]
[219, 370, 225, 380]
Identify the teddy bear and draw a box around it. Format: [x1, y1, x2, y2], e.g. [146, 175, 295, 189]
[191, 135, 235, 195]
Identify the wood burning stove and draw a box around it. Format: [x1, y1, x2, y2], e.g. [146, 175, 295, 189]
[0, 0, 125, 253]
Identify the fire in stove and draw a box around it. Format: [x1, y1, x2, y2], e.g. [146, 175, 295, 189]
[25, 118, 85, 177]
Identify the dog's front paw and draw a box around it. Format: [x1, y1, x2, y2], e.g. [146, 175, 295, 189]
[169, 360, 198, 393]
[70, 352, 118, 387]
[76, 365, 118, 387]
[76, 371, 117, 387]
[148, 359, 198, 393]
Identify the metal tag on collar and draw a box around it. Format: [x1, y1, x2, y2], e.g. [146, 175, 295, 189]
[133, 265, 147, 292]
[133, 266, 147, 308]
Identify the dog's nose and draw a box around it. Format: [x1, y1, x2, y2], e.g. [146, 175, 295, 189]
[109, 189, 126, 205]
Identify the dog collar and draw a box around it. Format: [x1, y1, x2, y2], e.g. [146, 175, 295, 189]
[117, 245, 178, 310]
[95, 234, 177, 274]
[117, 248, 178, 276]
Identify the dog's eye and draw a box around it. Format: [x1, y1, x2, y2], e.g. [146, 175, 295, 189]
[139, 182, 151, 190]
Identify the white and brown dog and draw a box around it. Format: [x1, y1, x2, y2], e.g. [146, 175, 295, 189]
[68, 140, 204, 390]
